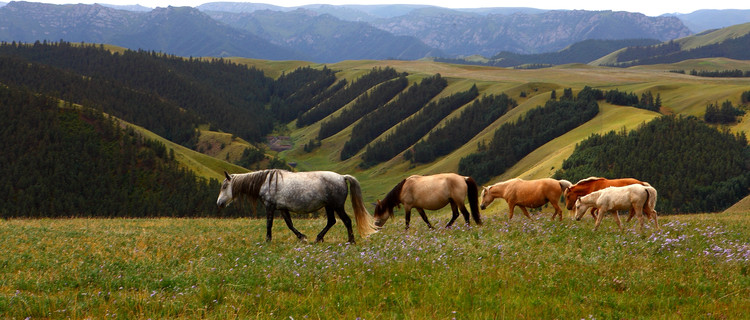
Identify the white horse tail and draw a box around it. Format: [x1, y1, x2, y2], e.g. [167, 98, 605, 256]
[344, 175, 379, 238]
[644, 185, 658, 215]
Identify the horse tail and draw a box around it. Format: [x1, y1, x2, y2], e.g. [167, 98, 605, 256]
[558, 179, 572, 191]
[344, 175, 378, 238]
[558, 179, 572, 202]
[464, 177, 482, 225]
[644, 186, 658, 216]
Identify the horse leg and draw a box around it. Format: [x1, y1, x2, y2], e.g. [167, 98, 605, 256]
[416, 208, 434, 229]
[644, 205, 660, 230]
[507, 202, 515, 220]
[334, 206, 356, 243]
[280, 209, 307, 241]
[457, 202, 471, 225]
[589, 207, 597, 219]
[550, 200, 563, 221]
[404, 207, 412, 230]
[445, 199, 461, 228]
[626, 206, 635, 223]
[315, 206, 337, 243]
[635, 205, 645, 233]
[519, 206, 532, 220]
[652, 211, 660, 230]
[594, 209, 606, 231]
[613, 210, 624, 232]
[265, 204, 276, 242]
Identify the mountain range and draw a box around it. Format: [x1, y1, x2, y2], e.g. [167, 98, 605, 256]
[0, 1, 707, 62]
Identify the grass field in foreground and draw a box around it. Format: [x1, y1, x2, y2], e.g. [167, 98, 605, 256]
[1, 211, 748, 319]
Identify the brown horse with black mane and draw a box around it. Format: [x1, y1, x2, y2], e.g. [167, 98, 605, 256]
[480, 178, 572, 221]
[564, 177, 655, 220]
[373, 173, 481, 229]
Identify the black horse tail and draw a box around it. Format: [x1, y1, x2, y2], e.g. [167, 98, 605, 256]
[465, 176, 482, 225]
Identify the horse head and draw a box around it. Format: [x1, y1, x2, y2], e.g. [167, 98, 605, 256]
[479, 186, 495, 210]
[373, 199, 393, 227]
[564, 186, 580, 210]
[573, 197, 592, 221]
[216, 171, 234, 208]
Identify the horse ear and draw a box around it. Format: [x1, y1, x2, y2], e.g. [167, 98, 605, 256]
[376, 199, 381, 205]
[224, 171, 231, 180]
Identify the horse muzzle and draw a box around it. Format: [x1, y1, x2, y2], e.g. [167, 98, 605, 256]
[374, 219, 385, 228]
[217, 199, 229, 209]
[480, 204, 486, 210]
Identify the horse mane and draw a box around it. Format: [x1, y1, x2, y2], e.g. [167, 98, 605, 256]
[574, 176, 604, 185]
[382, 179, 406, 209]
[232, 169, 283, 202]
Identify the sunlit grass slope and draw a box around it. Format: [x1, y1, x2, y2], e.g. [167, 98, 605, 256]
[592, 22, 750, 66]
[268, 60, 750, 208]
[118, 119, 246, 181]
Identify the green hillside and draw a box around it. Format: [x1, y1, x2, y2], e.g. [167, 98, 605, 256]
[2, 42, 749, 216]
[267, 60, 750, 211]
[592, 23, 750, 66]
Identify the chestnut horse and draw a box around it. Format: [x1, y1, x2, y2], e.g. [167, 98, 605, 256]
[480, 178, 572, 221]
[373, 173, 481, 229]
[563, 177, 655, 220]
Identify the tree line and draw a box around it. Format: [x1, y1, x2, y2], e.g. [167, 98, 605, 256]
[340, 74, 448, 160]
[359, 84, 479, 167]
[317, 75, 409, 140]
[0, 41, 349, 147]
[297, 67, 404, 127]
[603, 89, 661, 112]
[704, 100, 745, 124]
[610, 34, 750, 66]
[553, 115, 750, 213]
[271, 66, 339, 123]
[689, 69, 750, 78]
[412, 92, 518, 164]
[0, 84, 229, 218]
[458, 87, 600, 184]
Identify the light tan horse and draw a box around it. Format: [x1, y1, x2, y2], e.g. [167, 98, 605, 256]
[480, 178, 572, 221]
[574, 184, 659, 231]
[373, 173, 481, 229]
[563, 177, 651, 220]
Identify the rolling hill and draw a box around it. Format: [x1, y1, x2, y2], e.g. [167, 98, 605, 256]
[1, 41, 750, 217]
[592, 22, 750, 66]
[435, 39, 663, 68]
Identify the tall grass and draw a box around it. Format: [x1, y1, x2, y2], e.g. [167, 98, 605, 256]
[1, 212, 748, 319]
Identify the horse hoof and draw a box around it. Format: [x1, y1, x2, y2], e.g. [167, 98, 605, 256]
[298, 235, 308, 242]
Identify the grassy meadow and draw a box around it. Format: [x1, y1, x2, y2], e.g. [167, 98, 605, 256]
[2, 210, 749, 319]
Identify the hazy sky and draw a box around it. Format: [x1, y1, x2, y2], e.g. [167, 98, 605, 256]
[19, 0, 750, 16]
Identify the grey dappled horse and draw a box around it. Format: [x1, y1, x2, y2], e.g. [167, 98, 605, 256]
[216, 169, 377, 243]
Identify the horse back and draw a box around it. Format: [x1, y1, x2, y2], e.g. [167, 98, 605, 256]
[506, 178, 560, 207]
[263, 171, 348, 211]
[594, 184, 649, 211]
[401, 173, 465, 209]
